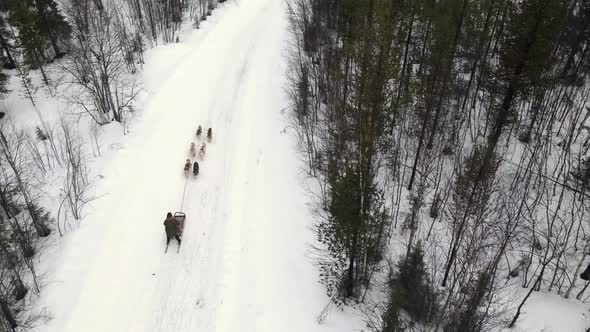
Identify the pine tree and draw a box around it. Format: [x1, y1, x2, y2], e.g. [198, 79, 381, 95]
[29, 0, 71, 58]
[318, 161, 389, 303]
[8, 2, 51, 86]
[8, 0, 71, 65]
[0, 71, 7, 97]
[442, 144, 499, 287]
[0, 16, 16, 69]
[485, 0, 566, 150]
[445, 271, 492, 331]
[0, 55, 8, 97]
[381, 243, 437, 331]
[556, 0, 590, 84]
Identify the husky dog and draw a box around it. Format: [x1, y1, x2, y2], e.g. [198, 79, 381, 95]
[196, 125, 203, 138]
[199, 143, 207, 160]
[207, 128, 212, 142]
[190, 142, 197, 158]
[184, 159, 191, 178]
[193, 161, 199, 177]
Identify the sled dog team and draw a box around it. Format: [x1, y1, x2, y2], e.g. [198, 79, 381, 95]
[164, 126, 212, 252]
[184, 126, 213, 178]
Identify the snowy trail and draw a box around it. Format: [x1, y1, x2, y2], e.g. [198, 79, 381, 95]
[37, 0, 362, 331]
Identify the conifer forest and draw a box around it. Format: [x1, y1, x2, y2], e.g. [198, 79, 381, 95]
[287, 0, 590, 330]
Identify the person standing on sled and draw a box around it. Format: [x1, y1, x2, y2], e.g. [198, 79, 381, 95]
[164, 212, 181, 246]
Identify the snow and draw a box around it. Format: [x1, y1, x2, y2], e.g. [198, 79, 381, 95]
[11, 0, 587, 331]
[31, 0, 364, 331]
[504, 291, 590, 332]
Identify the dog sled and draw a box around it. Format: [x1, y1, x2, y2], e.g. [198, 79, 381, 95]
[165, 212, 186, 253]
[174, 212, 186, 235]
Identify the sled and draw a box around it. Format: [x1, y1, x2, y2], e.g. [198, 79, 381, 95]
[174, 212, 186, 235]
[165, 212, 186, 253]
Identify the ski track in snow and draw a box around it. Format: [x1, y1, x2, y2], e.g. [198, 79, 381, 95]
[37, 0, 366, 331]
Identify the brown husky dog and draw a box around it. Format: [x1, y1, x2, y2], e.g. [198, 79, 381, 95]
[199, 143, 207, 160]
[190, 142, 196, 158]
[183, 159, 191, 178]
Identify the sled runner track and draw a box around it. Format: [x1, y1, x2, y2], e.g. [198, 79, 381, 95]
[151, 1, 282, 326]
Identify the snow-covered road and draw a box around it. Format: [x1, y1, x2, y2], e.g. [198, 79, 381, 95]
[34, 0, 365, 331]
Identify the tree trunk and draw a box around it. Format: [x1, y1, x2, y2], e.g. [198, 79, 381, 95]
[393, 3, 416, 118]
[346, 231, 357, 298]
[509, 271, 544, 328]
[426, 0, 469, 150]
[0, 298, 17, 329]
[32, 50, 51, 88]
[408, 115, 428, 190]
[0, 132, 50, 237]
[566, 254, 587, 298]
[0, 184, 16, 218]
[0, 33, 15, 69]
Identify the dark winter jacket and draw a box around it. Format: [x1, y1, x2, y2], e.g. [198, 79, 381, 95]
[164, 217, 179, 237]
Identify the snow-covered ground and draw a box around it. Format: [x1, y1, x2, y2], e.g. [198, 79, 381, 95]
[504, 291, 590, 332]
[8, 0, 586, 331]
[31, 0, 365, 331]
